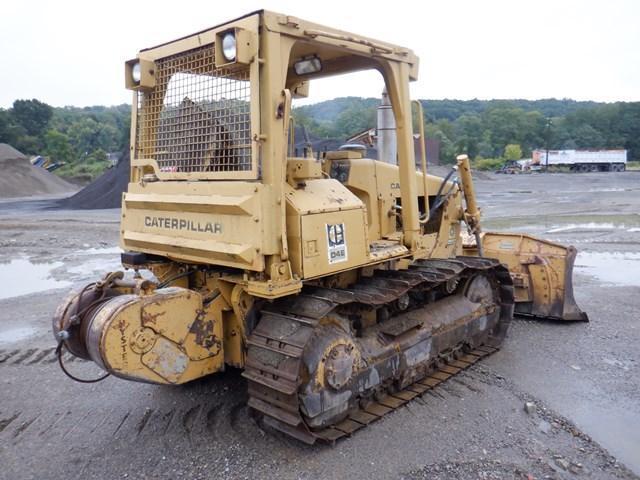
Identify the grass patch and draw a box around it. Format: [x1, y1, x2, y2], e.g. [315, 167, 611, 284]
[56, 160, 110, 180]
[627, 161, 640, 171]
[472, 158, 504, 171]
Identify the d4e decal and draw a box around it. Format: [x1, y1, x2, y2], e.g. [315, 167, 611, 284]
[326, 223, 348, 264]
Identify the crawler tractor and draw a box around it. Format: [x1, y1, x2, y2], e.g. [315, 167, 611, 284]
[53, 11, 587, 443]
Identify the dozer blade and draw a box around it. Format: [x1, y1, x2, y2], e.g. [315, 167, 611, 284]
[468, 232, 588, 321]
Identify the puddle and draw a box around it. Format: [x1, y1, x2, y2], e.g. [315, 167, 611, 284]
[66, 257, 123, 277]
[587, 187, 637, 193]
[0, 326, 37, 345]
[546, 222, 638, 233]
[63, 246, 123, 280]
[0, 258, 72, 300]
[575, 251, 640, 287]
[484, 214, 640, 234]
[0, 247, 152, 300]
[74, 246, 123, 256]
[572, 402, 640, 475]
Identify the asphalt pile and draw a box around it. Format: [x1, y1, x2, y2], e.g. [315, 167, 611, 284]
[58, 151, 130, 209]
[0, 143, 75, 198]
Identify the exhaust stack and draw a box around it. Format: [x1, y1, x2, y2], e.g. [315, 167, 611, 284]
[377, 87, 397, 164]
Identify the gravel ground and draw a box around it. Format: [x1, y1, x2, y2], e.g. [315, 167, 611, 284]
[0, 172, 638, 480]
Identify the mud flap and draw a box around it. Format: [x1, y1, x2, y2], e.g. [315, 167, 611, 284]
[464, 232, 588, 322]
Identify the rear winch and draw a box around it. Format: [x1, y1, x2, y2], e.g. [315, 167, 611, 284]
[52, 272, 225, 384]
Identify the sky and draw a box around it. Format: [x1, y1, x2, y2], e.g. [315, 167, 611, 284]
[1, 0, 639, 108]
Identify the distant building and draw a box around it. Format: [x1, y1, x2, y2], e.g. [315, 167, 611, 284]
[346, 128, 441, 166]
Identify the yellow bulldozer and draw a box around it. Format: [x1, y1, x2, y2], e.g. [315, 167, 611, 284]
[53, 10, 587, 444]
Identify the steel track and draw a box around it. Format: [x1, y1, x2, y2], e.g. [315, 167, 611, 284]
[243, 256, 514, 444]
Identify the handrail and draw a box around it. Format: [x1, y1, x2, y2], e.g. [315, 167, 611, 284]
[412, 100, 430, 224]
[288, 117, 296, 157]
[303, 29, 407, 56]
[280, 89, 292, 260]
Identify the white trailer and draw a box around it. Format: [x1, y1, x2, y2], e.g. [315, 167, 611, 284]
[531, 149, 627, 172]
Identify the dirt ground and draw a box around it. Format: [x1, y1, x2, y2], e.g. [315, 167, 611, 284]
[0, 172, 639, 480]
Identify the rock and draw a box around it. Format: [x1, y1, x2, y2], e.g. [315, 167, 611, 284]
[569, 464, 583, 474]
[555, 458, 570, 470]
[549, 461, 563, 473]
[524, 402, 537, 415]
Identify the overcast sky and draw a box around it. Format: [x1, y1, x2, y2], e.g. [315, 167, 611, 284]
[1, 0, 638, 108]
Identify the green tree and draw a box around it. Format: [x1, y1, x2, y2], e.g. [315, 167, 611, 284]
[86, 148, 108, 164]
[0, 109, 17, 145]
[572, 124, 605, 149]
[11, 99, 53, 137]
[453, 114, 483, 159]
[504, 144, 523, 160]
[334, 105, 376, 138]
[44, 130, 74, 163]
[484, 107, 527, 154]
[425, 120, 456, 163]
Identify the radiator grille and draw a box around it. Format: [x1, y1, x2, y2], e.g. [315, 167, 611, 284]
[136, 44, 252, 174]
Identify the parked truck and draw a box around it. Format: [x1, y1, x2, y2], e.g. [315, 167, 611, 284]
[531, 149, 627, 172]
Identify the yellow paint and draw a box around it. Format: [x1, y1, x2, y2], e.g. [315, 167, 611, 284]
[56, 10, 585, 388]
[98, 287, 224, 384]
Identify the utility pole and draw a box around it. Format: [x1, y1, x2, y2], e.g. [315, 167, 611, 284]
[545, 118, 552, 172]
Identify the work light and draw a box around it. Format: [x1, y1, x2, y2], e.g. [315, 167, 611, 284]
[131, 62, 141, 83]
[294, 56, 322, 75]
[222, 32, 237, 61]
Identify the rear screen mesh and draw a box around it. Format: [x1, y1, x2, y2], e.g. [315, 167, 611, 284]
[136, 44, 252, 174]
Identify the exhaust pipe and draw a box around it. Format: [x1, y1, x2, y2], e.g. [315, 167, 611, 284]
[377, 87, 397, 164]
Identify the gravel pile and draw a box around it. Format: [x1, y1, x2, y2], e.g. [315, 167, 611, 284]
[0, 143, 75, 198]
[57, 151, 130, 209]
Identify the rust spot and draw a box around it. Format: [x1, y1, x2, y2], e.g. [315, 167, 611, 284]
[189, 310, 221, 354]
[327, 196, 345, 204]
[142, 310, 165, 326]
[117, 319, 128, 334]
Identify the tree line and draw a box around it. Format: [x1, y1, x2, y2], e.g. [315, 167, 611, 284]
[1, 97, 638, 178]
[0, 100, 130, 178]
[294, 97, 640, 164]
